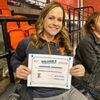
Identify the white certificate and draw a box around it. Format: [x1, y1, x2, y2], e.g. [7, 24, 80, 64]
[27, 54, 73, 89]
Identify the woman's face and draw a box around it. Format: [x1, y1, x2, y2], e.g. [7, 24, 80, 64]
[43, 7, 63, 41]
[93, 16, 100, 37]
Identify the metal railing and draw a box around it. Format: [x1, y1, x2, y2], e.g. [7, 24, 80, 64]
[67, 6, 94, 49]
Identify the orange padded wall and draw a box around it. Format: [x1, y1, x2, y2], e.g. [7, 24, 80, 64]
[83, 0, 100, 12]
[0, 0, 8, 9]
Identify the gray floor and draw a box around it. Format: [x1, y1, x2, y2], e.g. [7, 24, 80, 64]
[0, 84, 15, 100]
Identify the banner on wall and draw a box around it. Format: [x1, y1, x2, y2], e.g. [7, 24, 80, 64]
[8, 0, 46, 8]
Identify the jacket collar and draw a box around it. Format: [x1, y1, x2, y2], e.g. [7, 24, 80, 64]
[39, 34, 59, 44]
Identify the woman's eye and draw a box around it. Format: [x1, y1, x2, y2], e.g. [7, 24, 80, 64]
[58, 18, 63, 22]
[48, 16, 54, 20]
[48, 16, 63, 22]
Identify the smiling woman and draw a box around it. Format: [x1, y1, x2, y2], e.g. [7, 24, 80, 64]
[42, 7, 63, 42]
[10, 1, 89, 100]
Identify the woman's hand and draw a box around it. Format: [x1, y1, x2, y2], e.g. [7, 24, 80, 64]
[16, 65, 32, 80]
[70, 64, 85, 77]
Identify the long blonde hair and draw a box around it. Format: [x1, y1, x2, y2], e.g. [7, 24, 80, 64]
[30, 1, 71, 51]
[84, 12, 100, 35]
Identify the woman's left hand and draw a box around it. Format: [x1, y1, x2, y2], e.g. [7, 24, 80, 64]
[70, 64, 85, 77]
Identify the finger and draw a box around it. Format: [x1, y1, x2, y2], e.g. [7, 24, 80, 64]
[22, 66, 32, 73]
[72, 72, 84, 75]
[73, 65, 84, 69]
[71, 69, 84, 73]
[17, 69, 31, 77]
[71, 66, 85, 72]
[16, 74, 27, 80]
[71, 72, 84, 77]
[17, 67, 32, 75]
[20, 69, 31, 75]
[72, 66, 83, 70]
[16, 72, 28, 79]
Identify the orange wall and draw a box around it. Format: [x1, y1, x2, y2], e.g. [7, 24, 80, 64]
[52, 0, 100, 12]
[83, 0, 100, 12]
[53, 0, 78, 11]
[53, 0, 78, 7]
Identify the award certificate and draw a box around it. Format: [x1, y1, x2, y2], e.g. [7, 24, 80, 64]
[27, 54, 73, 89]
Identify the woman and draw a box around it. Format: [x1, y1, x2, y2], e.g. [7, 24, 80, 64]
[10, 2, 88, 100]
[74, 12, 100, 100]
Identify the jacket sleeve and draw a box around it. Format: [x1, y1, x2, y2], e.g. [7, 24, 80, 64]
[75, 39, 100, 73]
[10, 39, 29, 72]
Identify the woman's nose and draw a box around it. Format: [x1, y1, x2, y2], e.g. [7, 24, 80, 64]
[53, 20, 59, 25]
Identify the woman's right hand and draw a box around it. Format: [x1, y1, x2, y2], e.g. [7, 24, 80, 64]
[16, 65, 32, 80]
